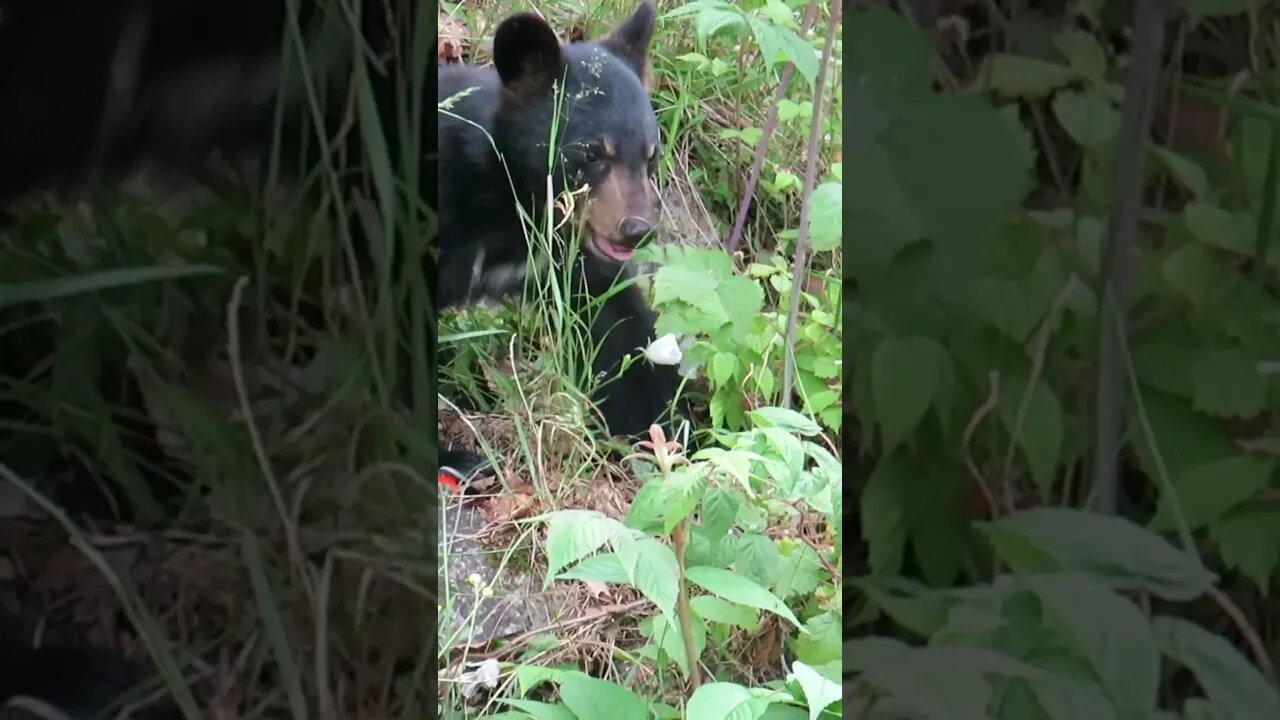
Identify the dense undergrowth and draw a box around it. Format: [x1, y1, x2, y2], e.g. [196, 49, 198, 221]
[850, 2, 1280, 717]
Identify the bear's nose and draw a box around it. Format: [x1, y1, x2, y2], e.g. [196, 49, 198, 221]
[618, 216, 653, 245]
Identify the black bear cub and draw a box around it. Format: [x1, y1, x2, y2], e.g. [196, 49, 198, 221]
[437, 0, 684, 478]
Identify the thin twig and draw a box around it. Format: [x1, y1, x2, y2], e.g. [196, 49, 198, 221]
[724, 0, 820, 255]
[781, 0, 840, 407]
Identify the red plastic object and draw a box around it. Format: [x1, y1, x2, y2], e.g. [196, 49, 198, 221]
[437, 472, 461, 493]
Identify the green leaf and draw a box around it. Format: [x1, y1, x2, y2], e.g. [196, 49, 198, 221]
[970, 54, 1075, 99]
[558, 671, 649, 720]
[847, 126, 921, 271]
[1053, 30, 1107, 80]
[849, 640, 1040, 719]
[1184, 201, 1258, 259]
[1030, 677, 1119, 720]
[556, 553, 630, 584]
[791, 661, 841, 720]
[735, 533, 781, 587]
[702, 488, 739, 540]
[792, 612, 841, 666]
[847, 10, 933, 106]
[1026, 574, 1160, 716]
[691, 596, 760, 631]
[1152, 145, 1209, 199]
[1052, 89, 1121, 147]
[861, 458, 910, 576]
[662, 468, 705, 533]
[806, 182, 842, 251]
[746, 16, 817, 89]
[1190, 348, 1265, 418]
[614, 535, 679, 618]
[686, 682, 775, 720]
[1131, 391, 1237, 483]
[871, 336, 942, 451]
[686, 565, 803, 629]
[748, 406, 822, 435]
[1209, 504, 1280, 594]
[856, 580, 950, 638]
[774, 541, 824, 598]
[711, 352, 738, 385]
[500, 699, 578, 720]
[997, 379, 1064, 497]
[880, 93, 1033, 249]
[982, 507, 1217, 601]
[1150, 456, 1273, 531]
[1154, 615, 1280, 719]
[544, 510, 626, 579]
[1162, 243, 1228, 306]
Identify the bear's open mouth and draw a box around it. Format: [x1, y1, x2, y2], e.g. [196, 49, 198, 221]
[587, 230, 636, 263]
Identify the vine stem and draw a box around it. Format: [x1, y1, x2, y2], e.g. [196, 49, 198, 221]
[781, 0, 841, 408]
[724, 0, 820, 255]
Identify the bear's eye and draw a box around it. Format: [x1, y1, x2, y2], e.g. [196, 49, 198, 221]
[647, 146, 659, 174]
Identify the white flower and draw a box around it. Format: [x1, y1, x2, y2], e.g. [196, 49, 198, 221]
[644, 333, 683, 366]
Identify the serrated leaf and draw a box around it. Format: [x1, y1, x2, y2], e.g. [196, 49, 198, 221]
[1191, 348, 1265, 418]
[1053, 89, 1121, 147]
[1154, 615, 1280, 719]
[1209, 504, 1280, 594]
[662, 468, 705, 534]
[881, 93, 1033, 249]
[775, 541, 823, 598]
[982, 507, 1217, 601]
[871, 336, 942, 451]
[614, 535, 679, 617]
[1163, 243, 1227, 306]
[1151, 455, 1273, 531]
[1131, 390, 1237, 483]
[792, 612, 841, 665]
[746, 16, 817, 88]
[970, 54, 1075, 99]
[735, 533, 780, 587]
[544, 510, 626, 579]
[1027, 574, 1160, 716]
[806, 182, 841, 251]
[557, 553, 629, 584]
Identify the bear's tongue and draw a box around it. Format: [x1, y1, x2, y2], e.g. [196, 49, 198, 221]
[596, 237, 635, 262]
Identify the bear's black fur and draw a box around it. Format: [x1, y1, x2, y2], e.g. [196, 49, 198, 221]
[436, 1, 684, 477]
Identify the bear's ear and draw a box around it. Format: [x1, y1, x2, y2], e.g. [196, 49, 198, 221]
[493, 12, 565, 93]
[600, 1, 656, 81]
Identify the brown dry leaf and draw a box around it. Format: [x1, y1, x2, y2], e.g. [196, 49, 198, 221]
[483, 492, 536, 524]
